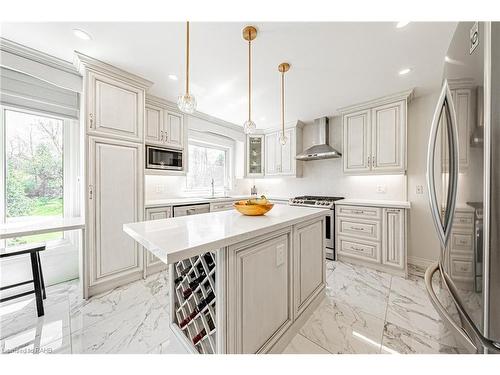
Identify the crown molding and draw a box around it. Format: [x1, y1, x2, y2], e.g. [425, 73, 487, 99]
[74, 51, 153, 89]
[336, 88, 414, 114]
[0, 37, 80, 76]
[447, 77, 476, 90]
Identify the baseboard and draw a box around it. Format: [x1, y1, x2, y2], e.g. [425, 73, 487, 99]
[407, 256, 435, 278]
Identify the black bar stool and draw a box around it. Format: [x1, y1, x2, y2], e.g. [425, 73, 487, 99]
[0, 244, 47, 317]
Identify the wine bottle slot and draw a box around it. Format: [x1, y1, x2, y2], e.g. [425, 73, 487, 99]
[192, 329, 207, 345]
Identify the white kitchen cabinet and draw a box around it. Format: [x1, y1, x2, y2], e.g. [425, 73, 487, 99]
[336, 203, 408, 276]
[246, 134, 265, 177]
[371, 101, 405, 172]
[144, 206, 172, 276]
[264, 125, 303, 177]
[145, 95, 185, 149]
[343, 109, 371, 173]
[85, 70, 148, 143]
[340, 90, 412, 174]
[87, 136, 144, 295]
[227, 232, 293, 353]
[382, 208, 405, 269]
[293, 219, 325, 317]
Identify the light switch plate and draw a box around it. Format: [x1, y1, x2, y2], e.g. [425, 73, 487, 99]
[376, 185, 387, 193]
[276, 244, 285, 267]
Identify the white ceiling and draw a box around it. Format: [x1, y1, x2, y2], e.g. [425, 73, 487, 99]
[0, 22, 456, 128]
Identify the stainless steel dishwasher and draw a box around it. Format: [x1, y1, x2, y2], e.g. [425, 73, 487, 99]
[173, 203, 210, 217]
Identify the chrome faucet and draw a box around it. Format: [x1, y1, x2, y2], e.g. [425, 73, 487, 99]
[211, 178, 215, 197]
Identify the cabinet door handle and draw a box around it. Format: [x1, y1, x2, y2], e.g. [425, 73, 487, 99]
[164, 132, 168, 142]
[89, 113, 94, 128]
[88, 185, 93, 200]
[350, 226, 365, 231]
[367, 156, 371, 167]
[373, 156, 376, 167]
[160, 131, 164, 142]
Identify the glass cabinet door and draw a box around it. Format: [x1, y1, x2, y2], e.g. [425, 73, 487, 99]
[247, 135, 264, 176]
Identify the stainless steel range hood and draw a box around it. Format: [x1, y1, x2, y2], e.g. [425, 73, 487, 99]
[295, 117, 341, 161]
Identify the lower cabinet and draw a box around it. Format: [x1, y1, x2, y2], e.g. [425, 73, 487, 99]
[336, 204, 407, 275]
[209, 200, 237, 212]
[144, 206, 172, 276]
[226, 217, 326, 353]
[87, 136, 144, 296]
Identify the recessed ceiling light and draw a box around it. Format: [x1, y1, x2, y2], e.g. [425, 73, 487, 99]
[398, 68, 411, 75]
[396, 21, 410, 29]
[168, 74, 178, 81]
[72, 28, 92, 40]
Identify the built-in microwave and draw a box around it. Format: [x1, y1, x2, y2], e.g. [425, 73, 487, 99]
[146, 145, 183, 171]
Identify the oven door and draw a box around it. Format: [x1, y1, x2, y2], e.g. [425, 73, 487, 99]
[325, 210, 334, 260]
[146, 146, 183, 170]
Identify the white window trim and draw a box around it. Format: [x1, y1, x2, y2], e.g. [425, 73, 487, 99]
[185, 137, 233, 194]
[0, 104, 80, 251]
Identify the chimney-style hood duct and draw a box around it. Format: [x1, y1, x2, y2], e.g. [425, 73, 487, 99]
[295, 117, 342, 161]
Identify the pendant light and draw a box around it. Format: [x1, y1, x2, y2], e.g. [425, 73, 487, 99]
[278, 62, 290, 145]
[178, 21, 197, 114]
[242, 26, 257, 134]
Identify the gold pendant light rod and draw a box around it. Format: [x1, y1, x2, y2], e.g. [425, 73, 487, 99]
[278, 62, 290, 144]
[177, 21, 197, 114]
[242, 26, 257, 134]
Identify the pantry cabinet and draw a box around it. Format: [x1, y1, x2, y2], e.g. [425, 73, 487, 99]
[145, 95, 185, 149]
[144, 206, 172, 276]
[340, 90, 412, 175]
[336, 202, 408, 276]
[75, 52, 152, 297]
[87, 136, 144, 294]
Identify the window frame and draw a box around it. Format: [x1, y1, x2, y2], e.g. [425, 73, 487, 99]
[185, 138, 232, 194]
[0, 104, 80, 249]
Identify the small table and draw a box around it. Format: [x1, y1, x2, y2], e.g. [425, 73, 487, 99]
[0, 217, 86, 301]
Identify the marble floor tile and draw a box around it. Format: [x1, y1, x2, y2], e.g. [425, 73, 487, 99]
[70, 279, 156, 333]
[71, 298, 171, 354]
[299, 297, 385, 354]
[325, 260, 334, 279]
[282, 333, 330, 354]
[381, 322, 461, 354]
[326, 261, 391, 319]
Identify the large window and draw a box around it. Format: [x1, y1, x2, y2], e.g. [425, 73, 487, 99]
[3, 109, 64, 246]
[186, 141, 229, 192]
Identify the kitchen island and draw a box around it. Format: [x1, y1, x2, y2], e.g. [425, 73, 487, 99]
[123, 205, 327, 354]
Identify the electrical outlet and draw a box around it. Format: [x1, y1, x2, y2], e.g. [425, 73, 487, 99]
[155, 184, 162, 193]
[276, 244, 285, 267]
[376, 185, 387, 194]
[416, 185, 424, 195]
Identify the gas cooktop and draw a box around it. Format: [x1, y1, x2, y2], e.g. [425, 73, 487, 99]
[289, 196, 345, 209]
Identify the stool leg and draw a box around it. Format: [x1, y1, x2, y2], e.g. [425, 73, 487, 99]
[37, 252, 46, 299]
[30, 252, 44, 317]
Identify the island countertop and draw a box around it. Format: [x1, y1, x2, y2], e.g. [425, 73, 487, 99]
[123, 205, 328, 264]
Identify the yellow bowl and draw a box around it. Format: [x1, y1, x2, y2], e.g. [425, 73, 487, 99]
[233, 202, 274, 216]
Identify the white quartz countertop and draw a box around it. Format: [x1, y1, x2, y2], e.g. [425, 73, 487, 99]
[145, 195, 288, 207]
[334, 199, 411, 209]
[124, 205, 327, 264]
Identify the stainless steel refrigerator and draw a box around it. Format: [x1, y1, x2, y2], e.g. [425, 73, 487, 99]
[425, 21, 500, 353]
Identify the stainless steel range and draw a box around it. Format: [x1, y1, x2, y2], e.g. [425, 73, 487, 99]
[289, 196, 344, 260]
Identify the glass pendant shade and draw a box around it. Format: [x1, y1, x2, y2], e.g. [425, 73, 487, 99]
[177, 93, 197, 114]
[243, 119, 256, 134]
[279, 133, 288, 145]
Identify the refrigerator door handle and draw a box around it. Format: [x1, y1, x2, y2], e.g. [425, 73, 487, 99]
[424, 263, 477, 352]
[426, 80, 460, 249]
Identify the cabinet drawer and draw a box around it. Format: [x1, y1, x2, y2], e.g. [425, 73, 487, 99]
[450, 256, 474, 280]
[337, 236, 381, 263]
[337, 217, 380, 241]
[450, 231, 474, 254]
[210, 201, 236, 212]
[336, 205, 382, 220]
[453, 212, 474, 228]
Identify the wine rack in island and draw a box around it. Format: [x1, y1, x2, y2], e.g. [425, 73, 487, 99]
[173, 252, 216, 354]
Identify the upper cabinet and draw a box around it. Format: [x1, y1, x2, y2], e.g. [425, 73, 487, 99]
[145, 95, 185, 149]
[340, 90, 412, 175]
[75, 52, 153, 144]
[246, 134, 265, 177]
[245, 121, 303, 178]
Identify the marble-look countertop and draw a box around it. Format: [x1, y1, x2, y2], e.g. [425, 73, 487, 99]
[124, 205, 327, 264]
[145, 195, 289, 207]
[334, 199, 411, 209]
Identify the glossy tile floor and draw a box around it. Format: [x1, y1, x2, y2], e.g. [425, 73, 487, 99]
[0, 261, 464, 354]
